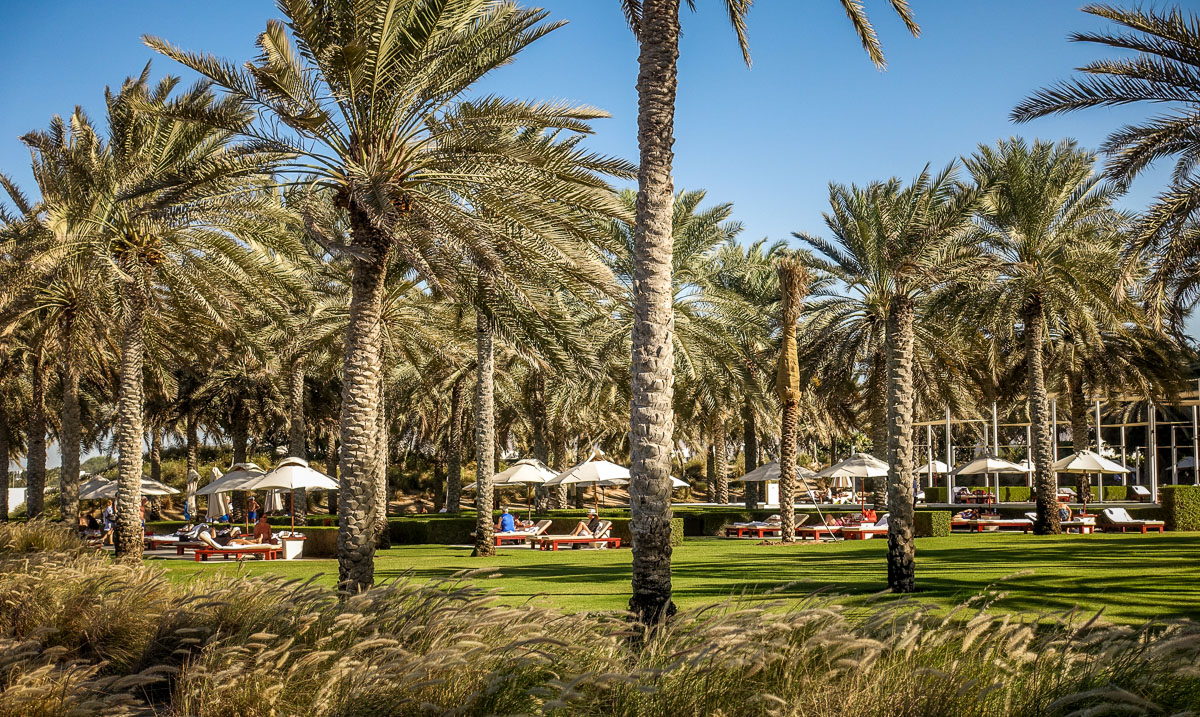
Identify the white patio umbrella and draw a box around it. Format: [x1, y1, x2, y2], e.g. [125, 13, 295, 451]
[546, 453, 630, 510]
[79, 477, 179, 500]
[817, 453, 889, 507]
[194, 463, 266, 495]
[952, 455, 1026, 504]
[185, 469, 200, 520]
[196, 463, 266, 528]
[206, 491, 232, 522]
[669, 476, 689, 489]
[734, 459, 817, 482]
[1053, 449, 1131, 508]
[1173, 456, 1194, 470]
[915, 460, 950, 475]
[464, 458, 556, 517]
[264, 490, 285, 514]
[247, 457, 337, 530]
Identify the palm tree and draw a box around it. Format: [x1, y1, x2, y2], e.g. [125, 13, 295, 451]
[963, 138, 1129, 535]
[1012, 3, 1200, 328]
[619, 0, 919, 622]
[152, 0, 627, 589]
[775, 254, 808, 543]
[871, 164, 980, 592]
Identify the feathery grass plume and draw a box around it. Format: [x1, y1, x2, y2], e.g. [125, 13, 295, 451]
[3, 522, 1200, 715]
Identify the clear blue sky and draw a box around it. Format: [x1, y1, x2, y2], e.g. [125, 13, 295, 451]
[0, 1, 1195, 462]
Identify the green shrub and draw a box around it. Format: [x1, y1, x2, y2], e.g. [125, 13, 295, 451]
[1101, 485, 1131, 502]
[294, 526, 338, 557]
[914, 510, 951, 537]
[1161, 485, 1200, 531]
[1000, 486, 1031, 502]
[924, 486, 948, 503]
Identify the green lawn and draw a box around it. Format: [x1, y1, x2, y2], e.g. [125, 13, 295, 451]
[150, 533, 1200, 623]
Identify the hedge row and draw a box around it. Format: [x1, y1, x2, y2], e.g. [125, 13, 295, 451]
[914, 511, 951, 538]
[923, 484, 1150, 504]
[1161, 486, 1200, 531]
[387, 515, 683, 547]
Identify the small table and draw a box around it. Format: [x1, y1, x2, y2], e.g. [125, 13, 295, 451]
[279, 536, 306, 560]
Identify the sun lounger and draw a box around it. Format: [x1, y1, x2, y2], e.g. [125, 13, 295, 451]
[840, 514, 889, 540]
[1023, 512, 1097, 533]
[193, 545, 282, 561]
[1099, 507, 1165, 534]
[951, 518, 1032, 533]
[1131, 485, 1152, 502]
[796, 523, 842, 540]
[144, 535, 182, 550]
[495, 519, 552, 545]
[724, 522, 781, 538]
[531, 520, 617, 550]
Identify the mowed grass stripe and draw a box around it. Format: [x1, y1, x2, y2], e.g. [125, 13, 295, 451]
[150, 532, 1200, 623]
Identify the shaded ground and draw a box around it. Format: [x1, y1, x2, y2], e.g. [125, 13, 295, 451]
[150, 533, 1200, 623]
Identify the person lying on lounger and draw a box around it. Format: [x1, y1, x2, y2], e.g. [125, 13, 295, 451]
[570, 511, 602, 536]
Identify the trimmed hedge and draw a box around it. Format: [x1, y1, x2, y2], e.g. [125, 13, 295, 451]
[385, 515, 684, 547]
[296, 526, 338, 557]
[925, 487, 948, 504]
[1161, 486, 1200, 531]
[1000, 486, 1032, 502]
[914, 510, 951, 538]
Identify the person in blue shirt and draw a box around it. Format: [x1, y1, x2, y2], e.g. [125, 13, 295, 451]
[496, 508, 517, 533]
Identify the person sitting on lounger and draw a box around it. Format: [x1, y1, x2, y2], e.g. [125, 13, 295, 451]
[496, 508, 517, 533]
[1058, 502, 1072, 522]
[252, 515, 273, 544]
[571, 510, 602, 536]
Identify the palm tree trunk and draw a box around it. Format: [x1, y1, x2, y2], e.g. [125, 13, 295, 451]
[445, 376, 465, 513]
[713, 415, 728, 504]
[776, 256, 808, 545]
[230, 399, 248, 521]
[25, 350, 47, 519]
[531, 373, 550, 512]
[628, 0, 682, 626]
[551, 431, 568, 508]
[288, 361, 308, 522]
[186, 412, 199, 519]
[472, 301, 497, 557]
[1068, 372, 1093, 503]
[374, 376, 391, 549]
[149, 430, 163, 520]
[885, 295, 917, 592]
[868, 337, 889, 510]
[59, 321, 81, 526]
[326, 432, 338, 515]
[0, 404, 10, 521]
[743, 399, 758, 509]
[114, 279, 147, 561]
[1026, 300, 1061, 535]
[337, 209, 390, 592]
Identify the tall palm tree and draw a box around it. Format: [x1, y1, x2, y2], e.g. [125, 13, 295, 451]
[619, 0, 919, 622]
[871, 163, 980, 592]
[963, 138, 1129, 535]
[1012, 3, 1200, 328]
[775, 254, 808, 543]
[152, 0, 626, 590]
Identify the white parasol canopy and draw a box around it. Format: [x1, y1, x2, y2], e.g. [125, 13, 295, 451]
[1052, 449, 1130, 474]
[206, 491, 231, 521]
[248, 457, 338, 491]
[915, 460, 950, 475]
[494, 458, 557, 485]
[817, 453, 890, 478]
[79, 477, 179, 500]
[734, 459, 817, 482]
[669, 476, 689, 488]
[1173, 456, 1194, 470]
[952, 455, 1027, 476]
[195, 463, 266, 495]
[546, 456, 630, 487]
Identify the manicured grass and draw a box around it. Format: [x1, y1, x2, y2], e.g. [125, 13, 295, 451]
[150, 532, 1200, 623]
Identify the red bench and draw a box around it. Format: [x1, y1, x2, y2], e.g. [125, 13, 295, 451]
[724, 525, 782, 538]
[531, 536, 622, 551]
[951, 519, 1032, 533]
[192, 545, 282, 561]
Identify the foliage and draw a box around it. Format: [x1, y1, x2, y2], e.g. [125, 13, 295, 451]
[8, 522, 1200, 715]
[1160, 485, 1200, 531]
[913, 510, 951, 537]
